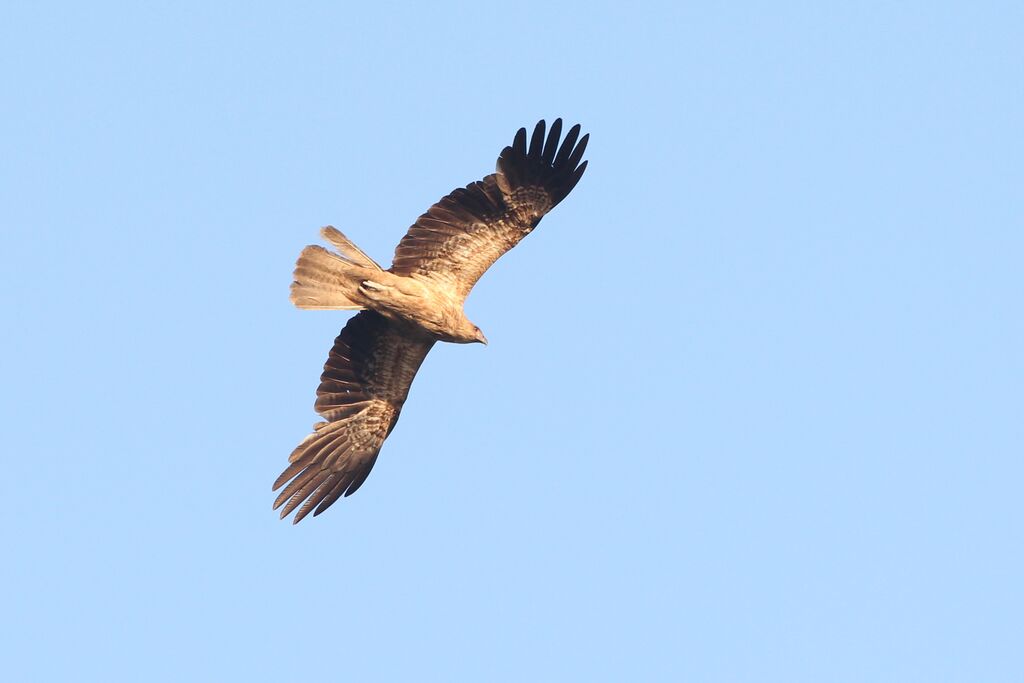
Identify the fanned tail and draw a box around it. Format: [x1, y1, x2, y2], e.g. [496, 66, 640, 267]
[289, 227, 382, 310]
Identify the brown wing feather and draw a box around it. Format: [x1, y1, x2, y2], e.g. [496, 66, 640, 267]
[273, 311, 434, 523]
[390, 119, 589, 300]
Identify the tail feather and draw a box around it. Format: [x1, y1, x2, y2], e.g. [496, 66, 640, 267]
[320, 226, 382, 271]
[290, 243, 370, 310]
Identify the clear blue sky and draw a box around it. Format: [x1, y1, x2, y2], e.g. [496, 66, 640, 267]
[2, 2, 1021, 681]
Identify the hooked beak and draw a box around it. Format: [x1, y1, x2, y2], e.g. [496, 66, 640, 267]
[475, 330, 488, 345]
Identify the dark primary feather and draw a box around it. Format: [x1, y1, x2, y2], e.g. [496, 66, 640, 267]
[273, 311, 434, 522]
[390, 118, 589, 300]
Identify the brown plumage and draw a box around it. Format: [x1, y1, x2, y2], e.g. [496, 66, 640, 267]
[274, 119, 589, 522]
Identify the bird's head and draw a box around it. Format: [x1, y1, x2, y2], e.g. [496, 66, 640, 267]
[472, 325, 488, 345]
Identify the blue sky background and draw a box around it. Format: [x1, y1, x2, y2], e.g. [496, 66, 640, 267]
[2, 2, 1021, 680]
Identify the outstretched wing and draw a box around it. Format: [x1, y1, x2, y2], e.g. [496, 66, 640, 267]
[273, 311, 434, 523]
[390, 119, 588, 301]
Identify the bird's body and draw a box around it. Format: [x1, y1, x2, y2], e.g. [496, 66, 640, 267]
[274, 119, 589, 522]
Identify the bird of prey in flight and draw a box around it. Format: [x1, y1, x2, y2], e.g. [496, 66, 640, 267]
[273, 119, 589, 523]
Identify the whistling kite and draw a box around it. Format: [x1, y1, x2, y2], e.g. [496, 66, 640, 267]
[273, 119, 589, 522]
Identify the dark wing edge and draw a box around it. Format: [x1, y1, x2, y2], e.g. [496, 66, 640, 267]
[272, 311, 434, 523]
[390, 119, 589, 298]
[495, 118, 589, 222]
